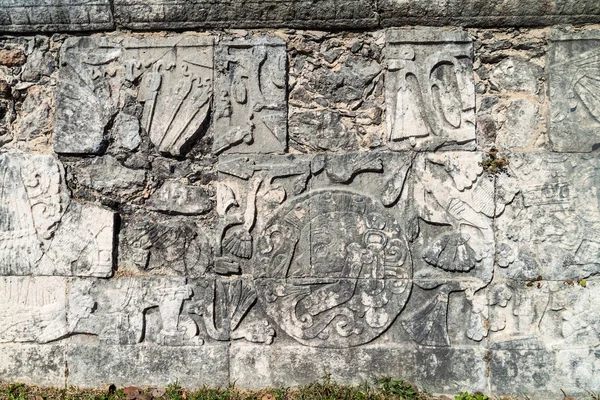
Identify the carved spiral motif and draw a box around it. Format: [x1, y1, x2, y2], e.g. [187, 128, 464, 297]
[254, 189, 412, 348]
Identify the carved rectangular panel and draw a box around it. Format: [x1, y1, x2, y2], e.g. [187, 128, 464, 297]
[54, 36, 214, 157]
[549, 29, 600, 152]
[0, 0, 113, 33]
[122, 36, 213, 157]
[0, 277, 67, 343]
[213, 37, 287, 154]
[495, 153, 600, 281]
[385, 29, 476, 151]
[0, 152, 114, 277]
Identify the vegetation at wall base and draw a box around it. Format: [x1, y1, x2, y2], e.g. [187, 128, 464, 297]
[0, 379, 596, 400]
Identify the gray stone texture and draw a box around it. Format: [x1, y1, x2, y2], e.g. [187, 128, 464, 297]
[1, 26, 600, 399]
[385, 29, 476, 151]
[549, 29, 600, 152]
[0, 0, 113, 33]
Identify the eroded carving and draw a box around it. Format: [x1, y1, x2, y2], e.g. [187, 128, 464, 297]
[385, 29, 475, 151]
[0, 151, 114, 277]
[214, 37, 287, 154]
[495, 153, 600, 281]
[254, 190, 412, 348]
[400, 152, 495, 347]
[55, 37, 122, 154]
[119, 215, 211, 278]
[549, 30, 600, 152]
[124, 37, 213, 156]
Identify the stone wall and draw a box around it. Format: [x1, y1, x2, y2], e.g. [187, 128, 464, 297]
[1, 2, 600, 399]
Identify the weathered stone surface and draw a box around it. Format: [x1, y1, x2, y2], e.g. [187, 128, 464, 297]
[495, 153, 600, 281]
[0, 0, 113, 33]
[495, 99, 540, 150]
[65, 343, 229, 388]
[230, 343, 487, 392]
[124, 36, 213, 157]
[54, 37, 121, 155]
[118, 214, 211, 277]
[385, 29, 476, 151]
[55, 36, 213, 157]
[74, 156, 146, 193]
[0, 343, 66, 387]
[213, 37, 287, 154]
[113, 0, 378, 30]
[110, 112, 141, 152]
[379, 0, 600, 27]
[146, 181, 212, 215]
[549, 29, 600, 152]
[490, 347, 600, 399]
[490, 57, 541, 95]
[4, 25, 600, 396]
[0, 151, 114, 277]
[288, 32, 384, 152]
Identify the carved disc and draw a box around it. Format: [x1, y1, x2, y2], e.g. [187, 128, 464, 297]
[254, 189, 412, 348]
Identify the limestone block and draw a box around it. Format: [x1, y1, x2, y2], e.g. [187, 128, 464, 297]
[230, 342, 488, 393]
[146, 181, 212, 215]
[118, 214, 211, 277]
[404, 152, 495, 347]
[74, 156, 146, 192]
[0, 0, 113, 33]
[379, 0, 600, 27]
[54, 37, 122, 155]
[0, 343, 66, 387]
[385, 29, 476, 151]
[495, 153, 600, 281]
[113, 0, 378, 30]
[65, 343, 229, 388]
[213, 37, 287, 154]
[0, 277, 68, 344]
[0, 151, 114, 277]
[490, 348, 600, 399]
[55, 36, 214, 157]
[549, 29, 600, 152]
[124, 36, 213, 156]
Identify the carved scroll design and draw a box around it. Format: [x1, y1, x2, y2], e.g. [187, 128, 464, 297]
[254, 189, 412, 348]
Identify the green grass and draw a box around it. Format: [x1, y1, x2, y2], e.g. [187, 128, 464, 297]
[0, 378, 596, 400]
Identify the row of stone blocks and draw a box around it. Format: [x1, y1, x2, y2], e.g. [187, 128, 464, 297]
[0, 26, 600, 398]
[1, 0, 600, 32]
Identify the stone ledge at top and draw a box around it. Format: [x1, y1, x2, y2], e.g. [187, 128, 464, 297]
[114, 0, 600, 30]
[0, 0, 114, 33]
[3, 0, 600, 33]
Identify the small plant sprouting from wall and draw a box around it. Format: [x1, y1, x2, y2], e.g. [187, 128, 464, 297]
[479, 147, 509, 175]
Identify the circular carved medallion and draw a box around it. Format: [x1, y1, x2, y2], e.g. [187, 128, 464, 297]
[254, 189, 412, 348]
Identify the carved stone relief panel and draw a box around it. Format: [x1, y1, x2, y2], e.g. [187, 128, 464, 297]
[118, 213, 211, 278]
[495, 153, 600, 281]
[122, 37, 213, 156]
[54, 37, 122, 155]
[549, 29, 600, 152]
[70, 276, 275, 347]
[55, 36, 214, 157]
[0, 151, 114, 277]
[0, 277, 96, 344]
[216, 151, 495, 348]
[213, 37, 287, 155]
[0, 277, 68, 343]
[385, 29, 476, 151]
[401, 152, 495, 347]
